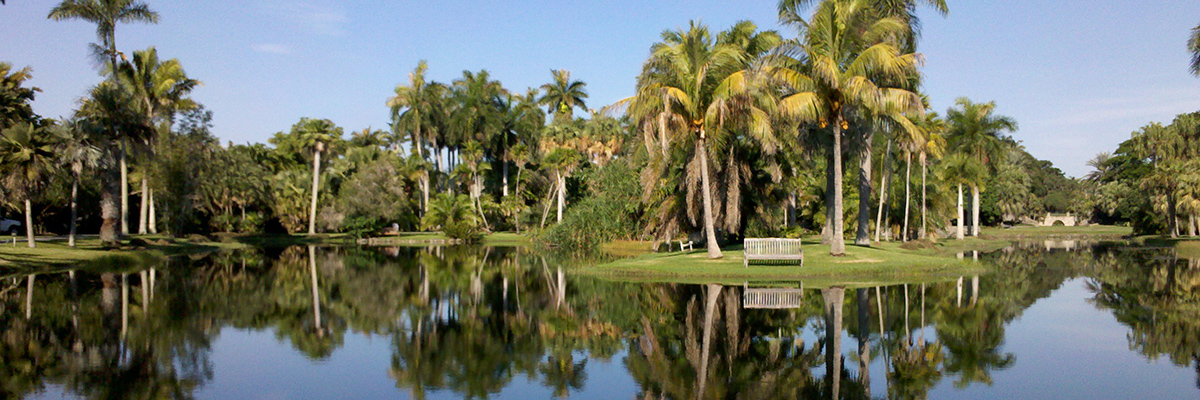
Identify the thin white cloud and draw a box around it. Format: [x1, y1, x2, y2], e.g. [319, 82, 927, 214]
[265, 2, 349, 37]
[252, 43, 293, 55]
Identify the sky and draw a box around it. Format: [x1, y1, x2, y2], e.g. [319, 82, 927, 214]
[3, 1, 1199, 177]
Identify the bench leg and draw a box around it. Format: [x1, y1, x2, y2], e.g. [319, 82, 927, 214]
[744, 258, 748, 268]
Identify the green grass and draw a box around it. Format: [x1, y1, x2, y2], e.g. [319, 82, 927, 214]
[981, 225, 1132, 239]
[359, 232, 532, 246]
[579, 238, 986, 288]
[0, 235, 237, 274]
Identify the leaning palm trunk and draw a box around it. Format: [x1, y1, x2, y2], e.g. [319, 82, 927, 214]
[971, 185, 980, 237]
[24, 199, 35, 248]
[903, 152, 911, 242]
[138, 176, 149, 234]
[697, 135, 723, 258]
[875, 139, 892, 242]
[956, 184, 964, 240]
[69, 177, 79, 247]
[308, 147, 322, 235]
[855, 131, 874, 246]
[830, 124, 846, 256]
[120, 139, 129, 235]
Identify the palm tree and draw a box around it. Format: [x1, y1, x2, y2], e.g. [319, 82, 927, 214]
[49, 0, 160, 236]
[75, 82, 150, 244]
[1189, 22, 1200, 76]
[294, 118, 341, 235]
[772, 0, 924, 255]
[494, 89, 544, 198]
[918, 114, 946, 239]
[946, 98, 1016, 236]
[116, 47, 200, 235]
[507, 142, 531, 233]
[620, 21, 772, 258]
[0, 122, 62, 247]
[538, 69, 588, 123]
[421, 192, 477, 231]
[0, 62, 39, 125]
[58, 120, 103, 247]
[938, 154, 983, 240]
[389, 60, 443, 208]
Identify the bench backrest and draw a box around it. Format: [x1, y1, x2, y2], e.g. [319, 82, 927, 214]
[744, 238, 803, 256]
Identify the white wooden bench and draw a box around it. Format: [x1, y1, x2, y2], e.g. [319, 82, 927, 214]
[743, 238, 804, 267]
[678, 240, 694, 251]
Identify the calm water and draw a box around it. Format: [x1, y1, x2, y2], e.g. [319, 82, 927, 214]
[2, 242, 1198, 399]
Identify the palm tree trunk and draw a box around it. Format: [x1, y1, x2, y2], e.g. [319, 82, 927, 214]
[903, 152, 911, 242]
[99, 167, 119, 245]
[308, 149, 322, 235]
[24, 199, 35, 248]
[1190, 214, 1197, 237]
[515, 168, 523, 234]
[556, 171, 565, 223]
[921, 157, 927, 240]
[971, 185, 981, 237]
[822, 287, 845, 399]
[69, 178, 79, 247]
[698, 134, 723, 258]
[148, 189, 157, 234]
[25, 274, 35, 319]
[421, 173, 430, 215]
[856, 288, 871, 397]
[856, 130, 874, 246]
[1167, 190, 1178, 238]
[823, 152, 835, 244]
[875, 139, 892, 242]
[957, 184, 964, 240]
[830, 123, 847, 255]
[138, 176, 149, 234]
[308, 246, 323, 336]
[120, 138, 129, 236]
[698, 283, 722, 397]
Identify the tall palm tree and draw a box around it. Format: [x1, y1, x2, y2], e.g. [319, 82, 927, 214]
[1189, 22, 1200, 76]
[294, 118, 341, 235]
[75, 82, 149, 244]
[773, 0, 924, 255]
[507, 142, 531, 233]
[538, 69, 588, 123]
[946, 98, 1016, 236]
[0, 62, 39, 126]
[938, 154, 983, 240]
[620, 21, 772, 258]
[494, 89, 544, 198]
[49, 0, 160, 236]
[389, 60, 445, 208]
[917, 113, 946, 239]
[0, 122, 62, 247]
[59, 119, 103, 247]
[116, 46, 200, 234]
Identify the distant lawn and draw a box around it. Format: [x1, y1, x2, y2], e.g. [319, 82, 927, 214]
[580, 238, 986, 288]
[359, 232, 532, 246]
[981, 225, 1132, 239]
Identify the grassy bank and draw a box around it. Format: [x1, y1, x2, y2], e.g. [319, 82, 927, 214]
[980, 225, 1132, 239]
[581, 238, 988, 288]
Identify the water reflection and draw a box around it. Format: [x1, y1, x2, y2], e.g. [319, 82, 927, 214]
[0, 242, 1198, 398]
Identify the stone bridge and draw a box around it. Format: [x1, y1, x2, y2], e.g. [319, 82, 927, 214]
[1041, 213, 1077, 227]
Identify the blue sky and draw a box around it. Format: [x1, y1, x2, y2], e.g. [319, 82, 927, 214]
[4, 1, 1199, 177]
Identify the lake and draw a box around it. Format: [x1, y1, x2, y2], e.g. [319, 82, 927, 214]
[2, 241, 1198, 399]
